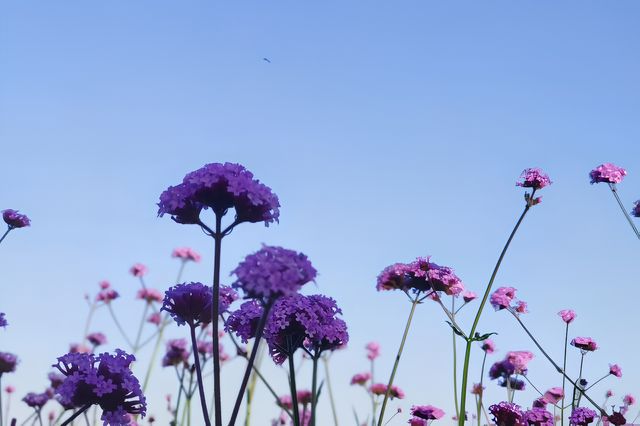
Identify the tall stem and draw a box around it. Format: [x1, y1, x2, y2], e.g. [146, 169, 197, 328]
[189, 324, 211, 426]
[288, 353, 301, 426]
[173, 366, 186, 426]
[0, 228, 11, 245]
[228, 302, 273, 426]
[376, 293, 420, 426]
[61, 405, 91, 426]
[458, 202, 531, 426]
[311, 354, 319, 426]
[142, 321, 168, 392]
[561, 323, 569, 426]
[608, 183, 640, 239]
[452, 298, 459, 419]
[322, 356, 339, 426]
[370, 360, 376, 426]
[477, 351, 487, 426]
[211, 215, 223, 426]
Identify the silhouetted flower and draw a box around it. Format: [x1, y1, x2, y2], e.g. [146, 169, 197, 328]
[130, 263, 148, 277]
[161, 282, 213, 327]
[516, 168, 552, 190]
[2, 209, 30, 228]
[87, 332, 107, 347]
[161, 339, 189, 367]
[0, 352, 18, 375]
[631, 201, 640, 218]
[0, 313, 6, 328]
[590, 163, 626, 184]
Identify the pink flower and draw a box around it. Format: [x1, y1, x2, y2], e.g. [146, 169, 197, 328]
[570, 337, 598, 352]
[366, 342, 380, 361]
[370, 383, 404, 399]
[69, 343, 91, 354]
[590, 163, 627, 184]
[506, 351, 534, 374]
[96, 288, 119, 303]
[411, 405, 445, 420]
[136, 288, 163, 303]
[350, 372, 371, 385]
[609, 364, 622, 378]
[462, 291, 477, 303]
[515, 301, 528, 314]
[606, 390, 614, 398]
[147, 312, 162, 326]
[490, 287, 517, 310]
[481, 339, 496, 354]
[277, 395, 293, 410]
[172, 247, 202, 262]
[296, 390, 313, 405]
[558, 309, 576, 324]
[516, 168, 552, 189]
[99, 280, 111, 289]
[5, 385, 15, 394]
[623, 394, 635, 406]
[409, 418, 426, 426]
[130, 263, 148, 277]
[543, 387, 563, 404]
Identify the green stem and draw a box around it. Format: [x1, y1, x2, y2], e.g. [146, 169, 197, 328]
[561, 323, 569, 426]
[452, 298, 459, 419]
[477, 351, 487, 426]
[376, 293, 420, 426]
[142, 320, 169, 392]
[132, 303, 150, 353]
[289, 353, 301, 426]
[370, 360, 376, 426]
[458, 201, 532, 426]
[608, 183, 640, 239]
[573, 353, 585, 409]
[322, 356, 339, 426]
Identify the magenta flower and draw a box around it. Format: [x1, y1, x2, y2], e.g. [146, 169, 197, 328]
[277, 394, 293, 410]
[570, 337, 598, 352]
[569, 407, 596, 425]
[377, 257, 464, 296]
[5, 385, 15, 394]
[532, 398, 547, 408]
[172, 247, 202, 262]
[488, 402, 525, 426]
[490, 286, 517, 310]
[516, 168, 552, 190]
[590, 163, 627, 184]
[603, 411, 626, 426]
[366, 342, 380, 360]
[609, 364, 622, 378]
[96, 288, 119, 303]
[542, 387, 563, 404]
[296, 390, 313, 405]
[2, 209, 31, 228]
[514, 301, 528, 314]
[481, 339, 496, 354]
[632, 201, 640, 218]
[409, 418, 427, 426]
[99, 280, 111, 290]
[606, 390, 614, 398]
[558, 309, 576, 324]
[147, 312, 161, 326]
[0, 352, 18, 375]
[129, 263, 148, 277]
[462, 291, 477, 303]
[370, 383, 404, 399]
[411, 405, 445, 420]
[87, 332, 107, 347]
[506, 351, 534, 374]
[136, 288, 163, 303]
[524, 407, 553, 426]
[623, 394, 635, 406]
[350, 372, 371, 385]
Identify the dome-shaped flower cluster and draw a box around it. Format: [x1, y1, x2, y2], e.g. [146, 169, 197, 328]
[225, 300, 264, 343]
[516, 168, 552, 190]
[2, 209, 31, 229]
[589, 163, 626, 184]
[489, 401, 525, 426]
[376, 257, 464, 296]
[161, 282, 213, 327]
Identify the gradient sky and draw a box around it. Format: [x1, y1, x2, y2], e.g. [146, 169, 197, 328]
[1, 1, 639, 424]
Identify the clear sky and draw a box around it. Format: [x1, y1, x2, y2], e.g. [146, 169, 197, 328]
[1, 1, 639, 424]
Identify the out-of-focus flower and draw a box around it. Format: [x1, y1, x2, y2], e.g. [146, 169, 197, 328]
[490, 287, 517, 311]
[147, 312, 161, 326]
[623, 394, 635, 406]
[376, 257, 464, 296]
[0, 312, 6, 328]
[515, 301, 528, 314]
[558, 310, 576, 324]
[506, 351, 534, 374]
[296, 390, 312, 405]
[542, 387, 563, 404]
[568, 407, 596, 426]
[366, 342, 380, 360]
[0, 352, 18, 374]
[136, 288, 163, 303]
[162, 282, 213, 327]
[23, 392, 50, 409]
[96, 289, 119, 303]
[161, 339, 189, 367]
[631, 201, 640, 218]
[350, 372, 371, 386]
[172, 247, 202, 262]
[5, 385, 15, 394]
[48, 372, 65, 390]
[470, 383, 484, 395]
[99, 280, 111, 290]
[606, 390, 614, 398]
[481, 339, 496, 354]
[532, 398, 547, 409]
[87, 332, 107, 347]
[516, 168, 552, 190]
[69, 343, 91, 354]
[370, 383, 404, 399]
[219, 286, 239, 312]
[463, 291, 477, 303]
[277, 395, 293, 410]
[603, 411, 626, 426]
[609, 364, 622, 378]
[130, 263, 148, 277]
[196, 341, 214, 357]
[2, 210, 31, 228]
[570, 337, 598, 352]
[409, 418, 427, 426]
[225, 300, 264, 343]
[488, 402, 525, 426]
[524, 407, 553, 426]
[590, 163, 626, 184]
[411, 405, 445, 420]
[489, 360, 515, 381]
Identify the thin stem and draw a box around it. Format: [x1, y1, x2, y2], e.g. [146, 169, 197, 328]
[573, 353, 585, 409]
[289, 352, 301, 426]
[61, 405, 91, 426]
[477, 351, 488, 426]
[585, 374, 609, 392]
[211, 214, 223, 426]
[133, 303, 151, 353]
[370, 360, 376, 426]
[311, 354, 320, 426]
[561, 323, 569, 426]
[19, 411, 36, 426]
[458, 201, 532, 426]
[107, 304, 134, 349]
[608, 183, 640, 239]
[452, 298, 459, 419]
[189, 324, 211, 426]
[322, 356, 339, 426]
[81, 303, 97, 346]
[142, 320, 168, 392]
[173, 366, 186, 425]
[0, 228, 11, 245]
[228, 301, 273, 426]
[244, 348, 262, 426]
[376, 292, 420, 426]
[522, 375, 545, 398]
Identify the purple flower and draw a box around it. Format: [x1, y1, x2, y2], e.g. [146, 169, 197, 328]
[524, 407, 553, 426]
[490, 286, 517, 310]
[22, 392, 50, 409]
[631, 201, 640, 218]
[0, 312, 7, 328]
[87, 332, 107, 347]
[488, 402, 525, 426]
[264, 294, 348, 364]
[2, 209, 31, 228]
[158, 162, 280, 226]
[48, 372, 65, 389]
[232, 245, 316, 301]
[590, 163, 627, 184]
[543, 387, 563, 404]
[604, 411, 626, 426]
[53, 349, 146, 424]
[96, 289, 119, 303]
[558, 309, 576, 324]
[411, 405, 445, 420]
[0, 352, 18, 375]
[161, 339, 189, 367]
[219, 286, 239, 312]
[570, 337, 598, 352]
[161, 282, 213, 327]
[376, 257, 464, 296]
[196, 340, 214, 357]
[516, 168, 552, 190]
[609, 364, 622, 378]
[225, 300, 264, 343]
[569, 407, 596, 425]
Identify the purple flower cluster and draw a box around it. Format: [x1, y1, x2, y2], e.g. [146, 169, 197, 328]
[0, 312, 6, 328]
[488, 401, 525, 426]
[589, 163, 626, 184]
[524, 407, 553, 426]
[516, 168, 552, 190]
[232, 245, 317, 301]
[569, 407, 597, 425]
[22, 391, 50, 409]
[87, 332, 107, 347]
[0, 352, 18, 374]
[2, 209, 31, 228]
[161, 282, 213, 327]
[376, 257, 464, 296]
[219, 285, 239, 312]
[157, 162, 280, 226]
[161, 339, 189, 367]
[225, 300, 264, 343]
[53, 349, 146, 424]
[264, 294, 348, 363]
[631, 200, 640, 218]
[489, 352, 533, 390]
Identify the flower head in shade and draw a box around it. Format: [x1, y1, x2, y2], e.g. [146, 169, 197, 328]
[524, 407, 553, 426]
[542, 387, 563, 404]
[23, 392, 50, 409]
[172, 247, 202, 262]
[0, 313, 6, 328]
[569, 407, 597, 425]
[196, 340, 214, 357]
[590, 163, 626, 184]
[370, 383, 404, 399]
[623, 394, 635, 406]
[409, 418, 427, 426]
[48, 372, 65, 390]
[96, 288, 119, 304]
[532, 398, 547, 409]
[570, 337, 598, 352]
[366, 342, 380, 360]
[0, 352, 18, 375]
[69, 343, 91, 354]
[350, 372, 371, 386]
[515, 301, 528, 314]
[296, 390, 313, 405]
[376, 257, 464, 296]
[136, 288, 164, 304]
[158, 162, 280, 226]
[558, 310, 576, 324]
[604, 411, 626, 426]
[490, 287, 517, 310]
[161, 338, 190, 367]
[481, 339, 496, 354]
[87, 332, 107, 347]
[516, 168, 552, 190]
[264, 294, 348, 363]
[411, 405, 445, 420]
[632, 201, 640, 218]
[488, 402, 525, 426]
[129, 263, 148, 277]
[609, 364, 622, 378]
[506, 351, 534, 375]
[225, 300, 264, 343]
[219, 286, 239, 312]
[499, 378, 525, 391]
[463, 291, 477, 303]
[53, 349, 146, 424]
[2, 209, 31, 228]
[161, 282, 213, 327]
[232, 245, 316, 301]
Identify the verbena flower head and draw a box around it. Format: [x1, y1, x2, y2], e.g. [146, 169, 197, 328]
[23, 392, 50, 409]
[409, 418, 427, 426]
[569, 407, 597, 425]
[543, 387, 563, 404]
[571, 337, 598, 352]
[161, 282, 213, 327]
[296, 390, 313, 405]
[411, 405, 445, 420]
[623, 394, 635, 406]
[463, 291, 477, 303]
[157, 162, 280, 226]
[219, 286, 239, 312]
[590, 163, 627, 184]
[232, 245, 316, 301]
[136, 288, 163, 303]
[524, 407, 553, 426]
[264, 294, 348, 363]
[490, 287, 517, 310]
[172, 247, 201, 262]
[0, 312, 7, 328]
[559, 309, 576, 324]
[481, 339, 496, 354]
[366, 342, 380, 360]
[225, 300, 264, 343]
[606, 390, 614, 398]
[506, 351, 534, 374]
[96, 288, 119, 304]
[376, 257, 464, 296]
[489, 402, 525, 426]
[609, 364, 622, 378]
[632, 201, 640, 218]
[350, 372, 371, 385]
[370, 383, 404, 399]
[129, 263, 148, 277]
[147, 312, 161, 326]
[516, 168, 552, 190]
[48, 372, 65, 389]
[5, 385, 15, 394]
[0, 352, 18, 375]
[604, 411, 626, 426]
[2, 209, 31, 228]
[87, 332, 107, 347]
[161, 339, 189, 367]
[471, 383, 484, 395]
[53, 349, 146, 424]
[532, 398, 547, 409]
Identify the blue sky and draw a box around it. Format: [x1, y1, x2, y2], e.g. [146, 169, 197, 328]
[1, 1, 639, 424]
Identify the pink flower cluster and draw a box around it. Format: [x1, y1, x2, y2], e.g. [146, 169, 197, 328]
[490, 286, 527, 313]
[172, 247, 201, 262]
